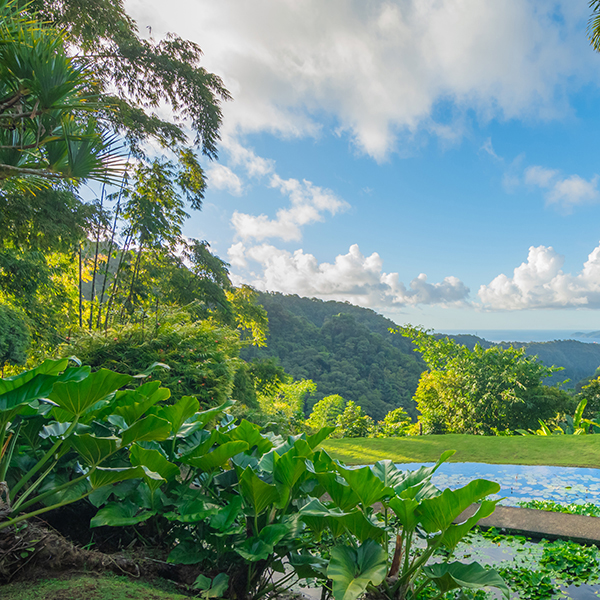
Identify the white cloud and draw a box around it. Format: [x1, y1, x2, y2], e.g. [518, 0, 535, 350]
[524, 165, 600, 210]
[229, 242, 469, 308]
[479, 243, 600, 309]
[221, 136, 275, 178]
[547, 175, 600, 208]
[524, 165, 558, 188]
[480, 138, 501, 161]
[131, 0, 594, 160]
[231, 176, 349, 241]
[206, 164, 243, 195]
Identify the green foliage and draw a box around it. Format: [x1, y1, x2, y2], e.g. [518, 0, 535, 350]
[0, 0, 122, 188]
[402, 326, 567, 434]
[0, 359, 171, 531]
[31, 0, 230, 162]
[306, 394, 346, 432]
[539, 539, 599, 580]
[517, 499, 600, 517]
[375, 407, 412, 438]
[0, 305, 30, 373]
[242, 293, 424, 420]
[256, 378, 317, 435]
[63, 310, 241, 407]
[336, 400, 374, 438]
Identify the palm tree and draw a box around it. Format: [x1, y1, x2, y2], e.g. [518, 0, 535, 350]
[0, 0, 123, 190]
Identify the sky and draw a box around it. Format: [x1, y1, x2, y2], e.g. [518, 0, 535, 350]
[124, 0, 600, 332]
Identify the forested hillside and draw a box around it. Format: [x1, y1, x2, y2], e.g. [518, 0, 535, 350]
[243, 294, 600, 420]
[241, 293, 425, 420]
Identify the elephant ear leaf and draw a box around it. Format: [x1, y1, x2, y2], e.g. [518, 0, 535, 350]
[238, 467, 280, 516]
[49, 369, 132, 417]
[423, 561, 509, 599]
[327, 539, 387, 600]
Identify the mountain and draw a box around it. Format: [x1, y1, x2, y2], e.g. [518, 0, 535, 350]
[243, 293, 600, 420]
[241, 293, 425, 420]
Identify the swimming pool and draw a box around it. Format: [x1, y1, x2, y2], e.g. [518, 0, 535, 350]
[396, 462, 600, 506]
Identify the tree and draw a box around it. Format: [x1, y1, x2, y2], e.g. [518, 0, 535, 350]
[336, 401, 374, 438]
[31, 0, 230, 162]
[377, 407, 412, 437]
[402, 326, 568, 435]
[0, 0, 122, 188]
[306, 394, 346, 431]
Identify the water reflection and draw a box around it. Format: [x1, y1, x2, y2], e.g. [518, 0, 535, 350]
[395, 462, 600, 506]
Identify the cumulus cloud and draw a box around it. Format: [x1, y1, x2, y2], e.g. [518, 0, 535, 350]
[228, 242, 469, 308]
[206, 164, 243, 195]
[231, 175, 348, 241]
[479, 243, 600, 309]
[131, 0, 593, 159]
[524, 165, 600, 210]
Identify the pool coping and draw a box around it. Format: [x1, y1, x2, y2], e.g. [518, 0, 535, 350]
[458, 505, 600, 545]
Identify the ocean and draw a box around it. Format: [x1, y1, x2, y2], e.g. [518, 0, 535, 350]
[437, 329, 600, 344]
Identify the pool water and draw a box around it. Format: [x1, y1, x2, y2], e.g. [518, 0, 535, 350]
[396, 462, 600, 507]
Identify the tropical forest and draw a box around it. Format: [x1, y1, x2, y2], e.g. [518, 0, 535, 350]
[3, 1, 600, 600]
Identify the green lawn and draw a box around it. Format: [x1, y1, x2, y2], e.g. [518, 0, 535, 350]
[1, 574, 191, 600]
[320, 434, 600, 468]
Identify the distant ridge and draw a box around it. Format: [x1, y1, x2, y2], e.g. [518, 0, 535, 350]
[573, 331, 600, 339]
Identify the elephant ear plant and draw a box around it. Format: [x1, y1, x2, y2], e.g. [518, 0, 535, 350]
[0, 358, 172, 531]
[1, 360, 508, 600]
[297, 451, 509, 600]
[92, 403, 508, 600]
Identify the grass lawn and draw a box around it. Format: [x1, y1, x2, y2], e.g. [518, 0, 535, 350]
[1, 574, 192, 600]
[320, 434, 600, 467]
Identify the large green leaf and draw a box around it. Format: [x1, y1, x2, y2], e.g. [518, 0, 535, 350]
[193, 573, 229, 597]
[300, 498, 347, 538]
[70, 434, 118, 466]
[315, 472, 359, 512]
[299, 499, 383, 542]
[111, 381, 170, 426]
[235, 538, 273, 562]
[49, 369, 131, 417]
[165, 499, 219, 523]
[90, 500, 156, 528]
[120, 415, 172, 446]
[338, 465, 393, 507]
[273, 448, 309, 507]
[306, 426, 336, 449]
[388, 496, 419, 531]
[235, 523, 292, 562]
[328, 539, 387, 600]
[210, 496, 243, 532]
[239, 466, 280, 515]
[89, 465, 160, 489]
[194, 399, 235, 428]
[228, 419, 272, 455]
[0, 358, 69, 394]
[289, 552, 329, 579]
[184, 441, 249, 471]
[417, 479, 500, 533]
[156, 395, 199, 436]
[423, 561, 509, 598]
[0, 366, 90, 412]
[130, 444, 179, 490]
[438, 500, 497, 551]
[371, 460, 405, 489]
[394, 450, 455, 496]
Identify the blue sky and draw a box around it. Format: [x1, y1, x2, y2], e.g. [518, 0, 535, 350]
[127, 0, 600, 331]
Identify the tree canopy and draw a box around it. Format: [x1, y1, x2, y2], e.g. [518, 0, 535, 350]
[401, 327, 570, 434]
